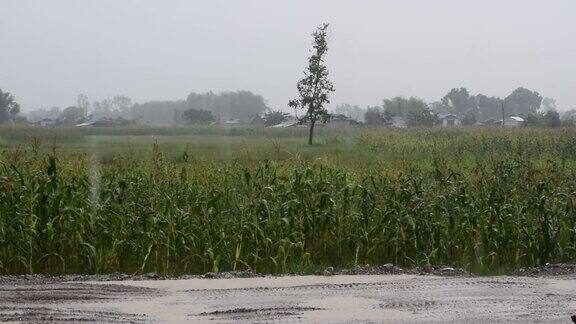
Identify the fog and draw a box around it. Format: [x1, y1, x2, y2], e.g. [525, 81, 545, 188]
[1, 0, 575, 111]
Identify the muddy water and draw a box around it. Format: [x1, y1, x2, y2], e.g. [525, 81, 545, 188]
[2, 275, 576, 322]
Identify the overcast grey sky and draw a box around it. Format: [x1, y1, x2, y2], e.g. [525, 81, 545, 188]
[1, 0, 575, 111]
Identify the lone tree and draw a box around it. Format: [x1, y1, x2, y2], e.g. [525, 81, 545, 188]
[0, 89, 21, 124]
[289, 23, 335, 145]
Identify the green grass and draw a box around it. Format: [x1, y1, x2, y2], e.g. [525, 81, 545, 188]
[1, 125, 576, 276]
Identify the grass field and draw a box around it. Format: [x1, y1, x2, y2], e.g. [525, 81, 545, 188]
[1, 125, 576, 276]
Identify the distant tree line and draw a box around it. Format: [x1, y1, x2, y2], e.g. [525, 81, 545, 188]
[131, 100, 189, 124]
[186, 91, 267, 122]
[3, 83, 576, 129]
[334, 86, 572, 127]
[19, 90, 268, 125]
[133, 90, 268, 124]
[434, 87, 543, 120]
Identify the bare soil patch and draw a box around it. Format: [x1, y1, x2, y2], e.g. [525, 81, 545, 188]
[2, 265, 576, 322]
[513, 263, 576, 277]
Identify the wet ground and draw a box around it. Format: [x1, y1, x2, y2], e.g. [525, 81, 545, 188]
[2, 267, 576, 323]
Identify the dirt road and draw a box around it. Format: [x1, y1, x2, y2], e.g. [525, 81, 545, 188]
[2, 274, 576, 323]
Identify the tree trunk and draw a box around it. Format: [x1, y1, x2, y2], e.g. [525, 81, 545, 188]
[308, 120, 315, 145]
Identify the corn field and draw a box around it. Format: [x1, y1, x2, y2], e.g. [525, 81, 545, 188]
[1, 128, 576, 275]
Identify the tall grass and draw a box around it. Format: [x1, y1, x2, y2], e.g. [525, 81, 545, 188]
[0, 124, 357, 144]
[1, 127, 576, 275]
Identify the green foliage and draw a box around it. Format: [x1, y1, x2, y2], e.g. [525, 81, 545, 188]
[2, 127, 576, 276]
[525, 112, 544, 126]
[437, 87, 543, 121]
[59, 106, 86, 126]
[543, 110, 561, 127]
[12, 115, 28, 124]
[505, 87, 543, 115]
[92, 95, 132, 120]
[383, 97, 427, 118]
[364, 107, 388, 126]
[429, 101, 453, 115]
[0, 89, 21, 124]
[0, 125, 348, 146]
[334, 104, 364, 122]
[524, 111, 560, 127]
[562, 109, 576, 127]
[406, 107, 438, 126]
[462, 111, 477, 126]
[442, 87, 477, 117]
[187, 90, 268, 122]
[289, 23, 335, 145]
[476, 94, 502, 120]
[130, 91, 268, 125]
[131, 100, 189, 124]
[263, 110, 290, 126]
[181, 108, 215, 124]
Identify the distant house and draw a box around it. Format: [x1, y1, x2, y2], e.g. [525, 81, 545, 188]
[74, 117, 113, 127]
[270, 118, 300, 128]
[94, 118, 116, 127]
[35, 118, 57, 127]
[326, 114, 358, 128]
[477, 118, 499, 127]
[224, 118, 243, 125]
[75, 121, 95, 127]
[476, 117, 526, 127]
[388, 116, 407, 128]
[438, 114, 461, 127]
[502, 116, 525, 127]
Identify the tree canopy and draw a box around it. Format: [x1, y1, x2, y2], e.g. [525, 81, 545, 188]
[504, 87, 542, 116]
[288, 23, 335, 145]
[92, 95, 132, 119]
[364, 106, 389, 126]
[436, 87, 544, 121]
[181, 108, 215, 124]
[441, 88, 478, 117]
[383, 97, 427, 118]
[475, 94, 502, 120]
[263, 110, 290, 126]
[187, 90, 267, 122]
[0, 89, 21, 124]
[334, 103, 364, 122]
[542, 97, 557, 111]
[406, 107, 438, 126]
[59, 106, 85, 125]
[131, 100, 189, 124]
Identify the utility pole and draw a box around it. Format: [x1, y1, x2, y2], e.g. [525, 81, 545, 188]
[501, 100, 505, 128]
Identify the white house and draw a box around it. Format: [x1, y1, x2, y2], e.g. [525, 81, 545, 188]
[438, 114, 461, 127]
[224, 118, 243, 125]
[75, 121, 95, 127]
[503, 116, 525, 127]
[270, 118, 300, 128]
[35, 118, 57, 127]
